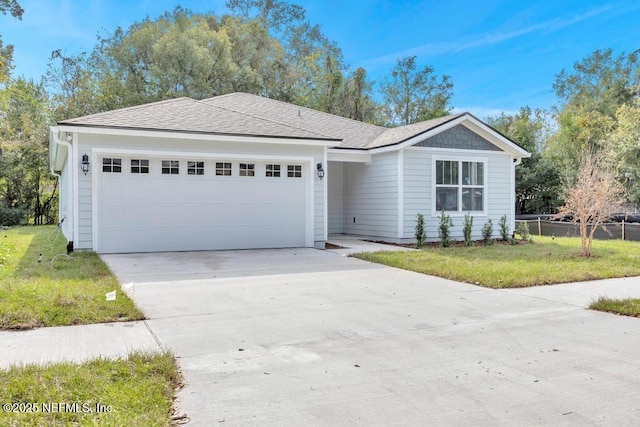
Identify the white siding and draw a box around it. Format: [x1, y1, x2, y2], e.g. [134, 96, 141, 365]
[327, 162, 344, 234]
[343, 152, 398, 238]
[403, 148, 514, 241]
[74, 133, 326, 250]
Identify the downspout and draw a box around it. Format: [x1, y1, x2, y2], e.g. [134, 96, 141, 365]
[50, 130, 74, 249]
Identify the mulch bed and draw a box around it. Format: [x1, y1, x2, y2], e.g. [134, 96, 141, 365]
[364, 239, 530, 249]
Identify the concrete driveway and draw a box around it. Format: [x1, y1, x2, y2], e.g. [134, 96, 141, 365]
[102, 248, 640, 426]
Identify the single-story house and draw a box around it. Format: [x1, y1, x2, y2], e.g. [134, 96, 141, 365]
[49, 92, 530, 253]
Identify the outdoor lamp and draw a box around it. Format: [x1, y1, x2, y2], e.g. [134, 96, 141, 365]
[81, 153, 90, 175]
[317, 162, 325, 179]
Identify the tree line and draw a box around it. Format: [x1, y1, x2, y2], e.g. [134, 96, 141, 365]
[1, 0, 639, 226]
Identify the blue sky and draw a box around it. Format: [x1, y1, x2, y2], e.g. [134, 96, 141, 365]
[2, 0, 639, 118]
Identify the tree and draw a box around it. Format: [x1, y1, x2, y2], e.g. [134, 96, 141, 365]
[549, 49, 640, 185]
[379, 56, 453, 126]
[555, 153, 625, 257]
[606, 101, 640, 203]
[0, 0, 23, 82]
[0, 77, 57, 225]
[553, 49, 639, 118]
[486, 107, 562, 213]
[47, 5, 357, 121]
[338, 67, 380, 123]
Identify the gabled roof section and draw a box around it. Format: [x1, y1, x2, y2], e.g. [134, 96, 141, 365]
[58, 97, 340, 141]
[201, 92, 385, 148]
[363, 113, 465, 150]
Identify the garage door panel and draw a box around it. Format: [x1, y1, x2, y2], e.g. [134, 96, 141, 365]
[97, 157, 309, 253]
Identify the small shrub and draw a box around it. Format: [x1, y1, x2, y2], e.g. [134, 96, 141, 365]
[515, 221, 531, 241]
[438, 210, 453, 247]
[482, 219, 494, 245]
[0, 206, 27, 226]
[415, 213, 426, 248]
[499, 214, 510, 241]
[463, 212, 473, 246]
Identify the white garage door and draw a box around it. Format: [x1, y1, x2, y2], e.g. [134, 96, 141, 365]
[96, 156, 309, 253]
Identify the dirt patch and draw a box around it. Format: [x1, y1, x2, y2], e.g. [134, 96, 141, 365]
[325, 242, 348, 249]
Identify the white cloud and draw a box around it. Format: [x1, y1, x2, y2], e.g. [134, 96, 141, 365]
[358, 5, 613, 68]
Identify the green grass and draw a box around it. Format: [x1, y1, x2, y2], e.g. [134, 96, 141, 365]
[354, 236, 640, 288]
[0, 351, 182, 426]
[0, 226, 144, 329]
[589, 297, 640, 317]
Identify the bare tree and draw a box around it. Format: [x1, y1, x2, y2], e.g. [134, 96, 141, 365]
[555, 153, 626, 256]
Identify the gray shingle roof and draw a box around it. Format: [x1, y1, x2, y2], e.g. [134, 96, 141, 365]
[201, 93, 386, 148]
[58, 93, 487, 150]
[59, 97, 340, 141]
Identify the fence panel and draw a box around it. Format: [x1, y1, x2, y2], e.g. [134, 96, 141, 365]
[516, 220, 640, 242]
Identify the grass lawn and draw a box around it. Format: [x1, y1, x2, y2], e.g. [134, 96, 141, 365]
[354, 236, 640, 288]
[0, 226, 144, 329]
[589, 297, 640, 317]
[0, 351, 182, 426]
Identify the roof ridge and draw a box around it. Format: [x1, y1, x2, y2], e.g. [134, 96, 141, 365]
[197, 96, 342, 141]
[59, 97, 194, 123]
[204, 92, 386, 131]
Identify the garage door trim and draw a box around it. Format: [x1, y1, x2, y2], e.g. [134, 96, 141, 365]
[90, 147, 316, 252]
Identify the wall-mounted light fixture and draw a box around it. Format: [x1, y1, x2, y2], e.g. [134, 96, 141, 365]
[317, 162, 325, 179]
[81, 153, 90, 175]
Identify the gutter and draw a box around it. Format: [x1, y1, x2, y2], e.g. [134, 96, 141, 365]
[50, 128, 74, 248]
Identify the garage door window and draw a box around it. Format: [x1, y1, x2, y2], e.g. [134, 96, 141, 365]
[131, 159, 149, 174]
[266, 164, 280, 177]
[216, 162, 232, 176]
[188, 161, 205, 175]
[287, 165, 302, 178]
[162, 160, 179, 175]
[239, 163, 255, 177]
[102, 158, 122, 173]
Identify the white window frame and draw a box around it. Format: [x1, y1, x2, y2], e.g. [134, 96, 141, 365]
[287, 164, 302, 178]
[131, 159, 149, 174]
[187, 160, 205, 175]
[239, 163, 255, 177]
[215, 162, 232, 176]
[266, 164, 281, 177]
[161, 160, 180, 175]
[432, 157, 487, 216]
[102, 158, 122, 173]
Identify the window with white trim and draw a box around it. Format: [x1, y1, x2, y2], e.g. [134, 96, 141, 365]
[161, 160, 179, 175]
[435, 160, 484, 212]
[102, 158, 122, 173]
[239, 163, 255, 177]
[266, 164, 280, 177]
[287, 164, 302, 178]
[131, 159, 149, 174]
[188, 161, 205, 175]
[216, 162, 232, 176]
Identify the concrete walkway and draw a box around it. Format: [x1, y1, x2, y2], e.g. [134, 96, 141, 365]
[0, 321, 160, 368]
[326, 235, 415, 256]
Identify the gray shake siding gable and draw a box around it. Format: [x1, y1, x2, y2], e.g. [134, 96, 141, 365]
[416, 124, 502, 151]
